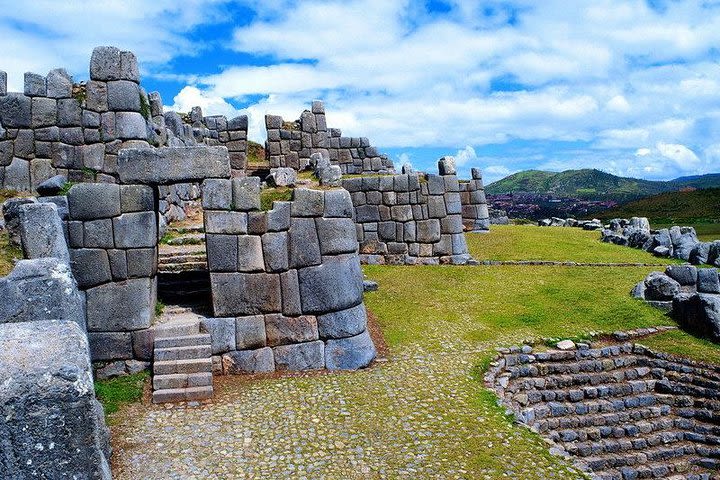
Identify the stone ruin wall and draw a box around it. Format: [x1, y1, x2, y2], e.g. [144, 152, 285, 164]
[0, 46, 249, 226]
[342, 163, 488, 265]
[264, 100, 394, 175]
[202, 178, 376, 372]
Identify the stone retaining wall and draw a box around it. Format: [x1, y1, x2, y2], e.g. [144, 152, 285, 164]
[202, 180, 376, 372]
[264, 101, 394, 174]
[486, 340, 720, 478]
[341, 166, 475, 265]
[460, 167, 490, 231]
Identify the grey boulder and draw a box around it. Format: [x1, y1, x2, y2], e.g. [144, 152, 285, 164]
[644, 272, 681, 301]
[324, 329, 377, 370]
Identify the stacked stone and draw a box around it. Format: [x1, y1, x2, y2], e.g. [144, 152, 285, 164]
[65, 182, 158, 362]
[486, 342, 720, 479]
[633, 265, 720, 342]
[459, 166, 490, 231]
[342, 168, 472, 265]
[201, 180, 377, 372]
[264, 101, 394, 174]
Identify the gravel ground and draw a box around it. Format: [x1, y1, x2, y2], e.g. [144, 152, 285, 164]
[111, 339, 584, 479]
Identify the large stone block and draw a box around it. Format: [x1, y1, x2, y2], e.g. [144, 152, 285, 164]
[46, 68, 73, 99]
[83, 218, 114, 248]
[127, 248, 156, 278]
[281, 270, 302, 316]
[317, 303, 368, 339]
[289, 217, 322, 268]
[201, 317, 236, 355]
[18, 202, 70, 264]
[231, 176, 261, 211]
[324, 189, 354, 218]
[68, 183, 121, 220]
[86, 278, 154, 331]
[70, 249, 112, 289]
[205, 210, 248, 234]
[316, 217, 358, 255]
[202, 178, 232, 210]
[235, 315, 266, 350]
[262, 231, 289, 272]
[115, 111, 147, 139]
[417, 219, 441, 243]
[4, 157, 30, 191]
[237, 235, 265, 272]
[325, 329, 376, 370]
[88, 331, 133, 361]
[107, 80, 141, 111]
[0, 320, 111, 479]
[265, 314, 319, 346]
[698, 268, 720, 294]
[267, 201, 291, 231]
[644, 272, 681, 301]
[90, 46, 122, 81]
[113, 211, 157, 248]
[119, 146, 230, 184]
[0, 93, 32, 128]
[273, 340, 324, 371]
[207, 234, 238, 272]
[31, 96, 57, 127]
[297, 254, 364, 314]
[0, 258, 85, 328]
[211, 272, 281, 316]
[120, 184, 154, 213]
[291, 188, 324, 217]
[665, 265, 698, 286]
[222, 347, 274, 374]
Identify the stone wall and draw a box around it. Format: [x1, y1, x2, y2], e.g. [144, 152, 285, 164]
[633, 265, 720, 342]
[342, 168, 473, 265]
[201, 180, 376, 371]
[64, 182, 158, 362]
[460, 167, 490, 231]
[0, 46, 248, 225]
[264, 101, 394, 174]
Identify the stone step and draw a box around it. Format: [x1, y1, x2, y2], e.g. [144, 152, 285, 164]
[154, 334, 211, 349]
[513, 379, 658, 406]
[567, 429, 686, 458]
[168, 225, 204, 234]
[507, 361, 646, 383]
[550, 417, 676, 444]
[158, 262, 209, 273]
[153, 358, 212, 375]
[533, 405, 672, 433]
[152, 372, 213, 390]
[594, 457, 704, 479]
[153, 319, 201, 339]
[158, 254, 207, 264]
[584, 442, 699, 471]
[537, 394, 673, 420]
[152, 385, 213, 404]
[165, 234, 205, 246]
[154, 344, 212, 361]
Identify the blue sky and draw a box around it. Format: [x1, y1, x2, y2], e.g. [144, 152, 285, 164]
[1, 1, 720, 183]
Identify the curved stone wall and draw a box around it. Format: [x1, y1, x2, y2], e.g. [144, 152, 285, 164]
[486, 339, 720, 479]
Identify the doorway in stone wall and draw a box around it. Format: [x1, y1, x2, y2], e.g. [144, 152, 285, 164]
[155, 183, 212, 314]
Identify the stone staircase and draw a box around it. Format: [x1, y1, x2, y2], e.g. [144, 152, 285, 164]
[158, 224, 207, 274]
[487, 342, 720, 480]
[152, 306, 214, 404]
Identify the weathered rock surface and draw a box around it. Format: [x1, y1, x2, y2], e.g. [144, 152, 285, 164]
[118, 146, 231, 184]
[0, 320, 111, 479]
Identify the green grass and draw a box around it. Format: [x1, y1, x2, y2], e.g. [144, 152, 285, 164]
[95, 371, 148, 419]
[155, 300, 165, 318]
[0, 232, 21, 277]
[260, 187, 293, 210]
[639, 329, 720, 365]
[466, 225, 682, 263]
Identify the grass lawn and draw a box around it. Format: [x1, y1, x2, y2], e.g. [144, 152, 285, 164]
[466, 224, 681, 263]
[95, 371, 148, 421]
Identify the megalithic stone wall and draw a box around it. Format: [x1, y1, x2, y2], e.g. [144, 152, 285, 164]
[342, 169, 474, 265]
[65, 182, 158, 362]
[202, 179, 377, 372]
[264, 101, 395, 174]
[460, 167, 490, 231]
[0, 46, 248, 225]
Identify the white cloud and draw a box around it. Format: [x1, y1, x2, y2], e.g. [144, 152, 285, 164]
[166, 86, 243, 119]
[454, 146, 478, 166]
[656, 142, 700, 167]
[635, 148, 651, 156]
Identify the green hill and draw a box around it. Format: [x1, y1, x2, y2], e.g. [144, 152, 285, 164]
[485, 169, 720, 203]
[600, 188, 720, 224]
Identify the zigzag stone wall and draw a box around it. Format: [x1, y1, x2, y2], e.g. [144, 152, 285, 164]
[460, 167, 490, 231]
[202, 178, 376, 372]
[264, 101, 394, 174]
[342, 168, 475, 265]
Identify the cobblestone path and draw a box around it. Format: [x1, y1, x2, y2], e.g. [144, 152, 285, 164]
[111, 340, 584, 479]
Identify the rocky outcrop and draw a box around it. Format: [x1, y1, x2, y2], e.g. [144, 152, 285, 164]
[0, 320, 111, 479]
[634, 266, 720, 342]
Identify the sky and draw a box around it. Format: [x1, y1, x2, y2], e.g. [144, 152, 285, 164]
[1, 0, 720, 183]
